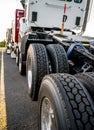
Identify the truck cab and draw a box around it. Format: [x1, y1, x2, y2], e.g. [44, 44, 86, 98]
[22, 0, 92, 34]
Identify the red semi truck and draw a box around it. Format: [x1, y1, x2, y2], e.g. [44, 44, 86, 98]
[6, 9, 24, 57]
[12, 9, 25, 43]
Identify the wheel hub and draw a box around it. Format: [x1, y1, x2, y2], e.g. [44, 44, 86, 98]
[41, 98, 56, 130]
[19, 62, 21, 72]
[28, 70, 32, 89]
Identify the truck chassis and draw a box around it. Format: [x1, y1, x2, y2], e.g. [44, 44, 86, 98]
[17, 28, 94, 129]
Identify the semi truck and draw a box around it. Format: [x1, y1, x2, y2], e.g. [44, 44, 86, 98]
[6, 28, 12, 54]
[6, 9, 24, 57]
[17, 0, 94, 129]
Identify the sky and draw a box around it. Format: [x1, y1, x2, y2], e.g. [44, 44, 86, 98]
[0, 0, 94, 41]
[0, 0, 23, 41]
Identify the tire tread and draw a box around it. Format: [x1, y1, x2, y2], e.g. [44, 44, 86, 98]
[49, 73, 94, 130]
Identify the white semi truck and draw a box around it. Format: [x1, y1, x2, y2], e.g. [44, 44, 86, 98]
[17, 0, 94, 129]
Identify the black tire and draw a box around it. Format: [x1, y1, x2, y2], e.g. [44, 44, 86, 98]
[26, 44, 49, 101]
[75, 72, 94, 100]
[46, 44, 69, 73]
[16, 47, 19, 66]
[39, 73, 94, 130]
[19, 53, 26, 75]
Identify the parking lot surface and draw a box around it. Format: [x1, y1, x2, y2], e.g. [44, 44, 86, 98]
[0, 49, 38, 130]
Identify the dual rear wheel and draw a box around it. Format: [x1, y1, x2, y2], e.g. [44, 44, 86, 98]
[26, 43, 69, 100]
[25, 43, 94, 130]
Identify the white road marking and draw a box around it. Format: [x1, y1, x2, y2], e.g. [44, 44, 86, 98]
[0, 50, 7, 129]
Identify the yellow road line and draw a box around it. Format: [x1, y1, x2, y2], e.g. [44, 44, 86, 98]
[0, 50, 7, 130]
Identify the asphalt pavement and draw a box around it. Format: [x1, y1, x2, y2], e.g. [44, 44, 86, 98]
[0, 49, 38, 130]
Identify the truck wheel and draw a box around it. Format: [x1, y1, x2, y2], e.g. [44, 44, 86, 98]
[26, 44, 49, 101]
[16, 47, 19, 66]
[75, 72, 94, 100]
[6, 48, 11, 54]
[46, 44, 69, 73]
[39, 73, 94, 130]
[19, 53, 26, 75]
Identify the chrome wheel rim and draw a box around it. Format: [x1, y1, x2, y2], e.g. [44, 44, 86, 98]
[28, 70, 32, 90]
[19, 62, 21, 72]
[19, 54, 21, 72]
[41, 98, 56, 130]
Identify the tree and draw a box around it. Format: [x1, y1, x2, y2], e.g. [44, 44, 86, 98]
[0, 40, 6, 47]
